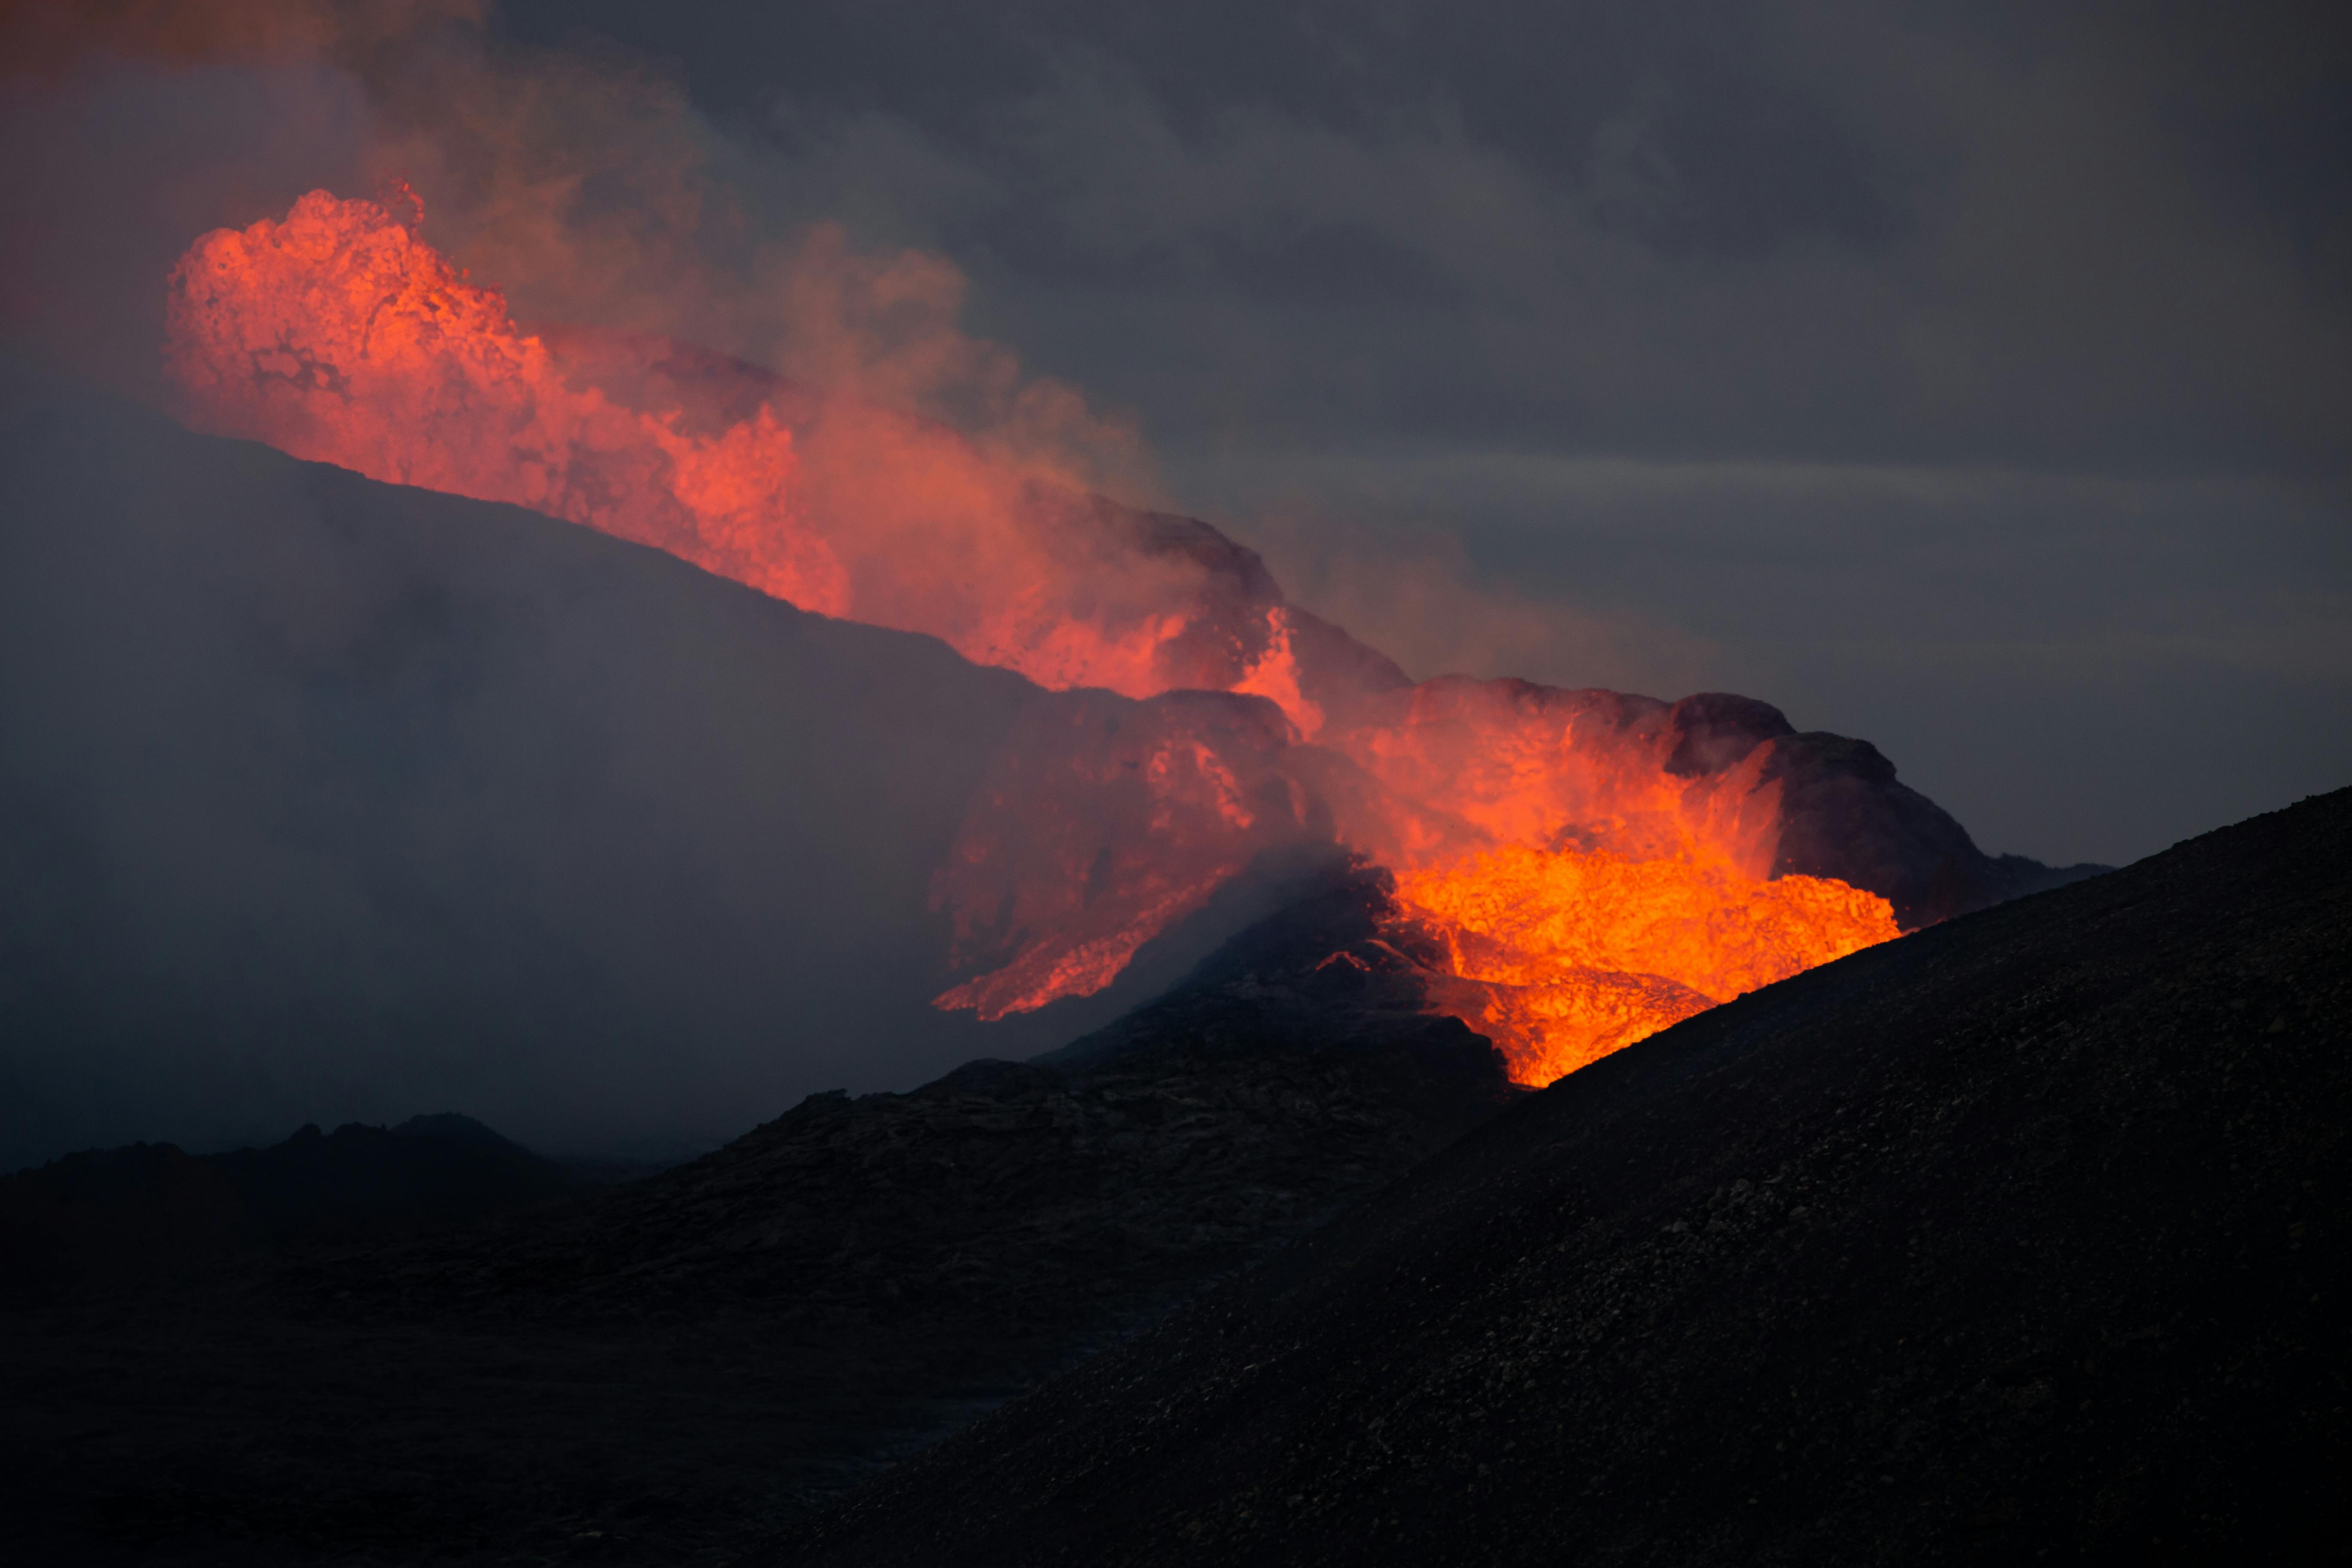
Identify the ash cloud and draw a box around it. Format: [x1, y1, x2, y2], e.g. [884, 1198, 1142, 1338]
[0, 363, 1265, 1171]
[479, 0, 2349, 865]
[6, 3, 2346, 864]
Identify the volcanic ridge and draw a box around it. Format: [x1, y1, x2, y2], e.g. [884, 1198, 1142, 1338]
[0, 254, 2316, 1565]
[4, 789, 2343, 1563]
[789, 786, 2352, 1566]
[0, 864, 1513, 1563]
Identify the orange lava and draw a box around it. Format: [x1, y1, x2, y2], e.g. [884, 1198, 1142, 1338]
[165, 189, 1270, 710]
[166, 189, 838, 609]
[162, 190, 1905, 1080]
[1394, 843, 1899, 1083]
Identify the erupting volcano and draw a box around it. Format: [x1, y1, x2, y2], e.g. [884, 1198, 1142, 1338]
[164, 189, 1903, 1085]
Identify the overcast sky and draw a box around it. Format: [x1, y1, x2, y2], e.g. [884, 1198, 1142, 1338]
[469, 0, 2348, 869]
[8, 1, 2347, 868]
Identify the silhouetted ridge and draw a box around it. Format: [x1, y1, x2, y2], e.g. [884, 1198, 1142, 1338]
[790, 787, 2350, 1566]
[0, 877, 1525, 1563]
[1762, 727, 2106, 925]
[203, 1119, 577, 1240]
[302, 873, 1513, 1322]
[0, 1116, 576, 1298]
[388, 1112, 523, 1150]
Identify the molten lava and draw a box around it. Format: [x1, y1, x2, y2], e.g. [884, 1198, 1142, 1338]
[162, 189, 1902, 1086]
[165, 189, 1283, 710]
[1392, 843, 1898, 1083]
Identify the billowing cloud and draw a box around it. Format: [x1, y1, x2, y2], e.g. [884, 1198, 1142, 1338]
[3, 0, 2346, 860]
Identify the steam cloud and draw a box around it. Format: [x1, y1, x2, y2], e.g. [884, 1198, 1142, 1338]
[6, 2, 2328, 1165]
[0, 359, 1314, 1169]
[0, 3, 1902, 1164]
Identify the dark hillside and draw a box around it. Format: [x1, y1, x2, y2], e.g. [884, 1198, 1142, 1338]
[294, 897, 1511, 1358]
[0, 362, 1333, 1168]
[0, 869, 1510, 1564]
[793, 787, 2352, 1566]
[0, 1116, 578, 1298]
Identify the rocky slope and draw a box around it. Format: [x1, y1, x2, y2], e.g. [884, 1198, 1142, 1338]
[790, 787, 2351, 1566]
[0, 869, 1511, 1565]
[0, 1115, 580, 1298]
[293, 876, 1513, 1363]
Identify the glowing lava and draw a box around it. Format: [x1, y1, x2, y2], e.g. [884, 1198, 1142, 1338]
[162, 190, 1902, 1085]
[165, 189, 1271, 709]
[1393, 843, 1899, 1083]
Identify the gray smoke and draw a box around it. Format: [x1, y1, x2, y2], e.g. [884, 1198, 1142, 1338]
[0, 363, 1294, 1170]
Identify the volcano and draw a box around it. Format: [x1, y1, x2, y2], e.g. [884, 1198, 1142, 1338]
[5, 786, 2337, 1563]
[1, 345, 2135, 1563]
[122, 185, 2101, 1101]
[6, 311, 2090, 1166]
[0, 359, 1367, 1167]
[793, 786, 2352, 1567]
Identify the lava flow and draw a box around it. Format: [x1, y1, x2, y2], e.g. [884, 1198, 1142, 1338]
[165, 188, 1269, 707]
[1392, 843, 1895, 1082]
[162, 188, 1900, 1086]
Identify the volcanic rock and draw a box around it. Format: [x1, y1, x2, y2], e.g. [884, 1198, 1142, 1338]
[0, 865, 1512, 1564]
[0, 359, 1362, 1168]
[1761, 726, 2104, 925]
[789, 786, 2352, 1566]
[309, 878, 1512, 1335]
[0, 1116, 581, 1299]
[1, 358, 2092, 1171]
[470, 329, 2100, 932]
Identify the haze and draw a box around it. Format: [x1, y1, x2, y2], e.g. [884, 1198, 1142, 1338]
[493, 0, 2352, 869]
[7, 3, 2345, 867]
[0, 1, 2344, 1165]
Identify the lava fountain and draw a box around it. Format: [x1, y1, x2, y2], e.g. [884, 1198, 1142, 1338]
[163, 189, 1899, 1086]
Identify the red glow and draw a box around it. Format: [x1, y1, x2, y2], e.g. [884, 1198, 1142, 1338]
[164, 191, 1899, 1084]
[1393, 844, 1896, 1082]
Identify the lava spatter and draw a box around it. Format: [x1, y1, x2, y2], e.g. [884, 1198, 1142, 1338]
[164, 190, 1901, 1084]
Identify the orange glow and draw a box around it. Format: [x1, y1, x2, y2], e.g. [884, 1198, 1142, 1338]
[166, 189, 841, 612]
[165, 190, 1277, 708]
[1394, 844, 1897, 1083]
[1230, 607, 1324, 741]
[925, 692, 1311, 1021]
[162, 191, 1904, 1082]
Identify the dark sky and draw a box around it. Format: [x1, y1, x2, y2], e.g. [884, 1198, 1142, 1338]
[2, 1, 2344, 868]
[467, 0, 2350, 869]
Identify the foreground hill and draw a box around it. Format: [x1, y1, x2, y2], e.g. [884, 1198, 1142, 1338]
[0, 873, 1511, 1564]
[0, 1116, 583, 1297]
[792, 787, 2351, 1566]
